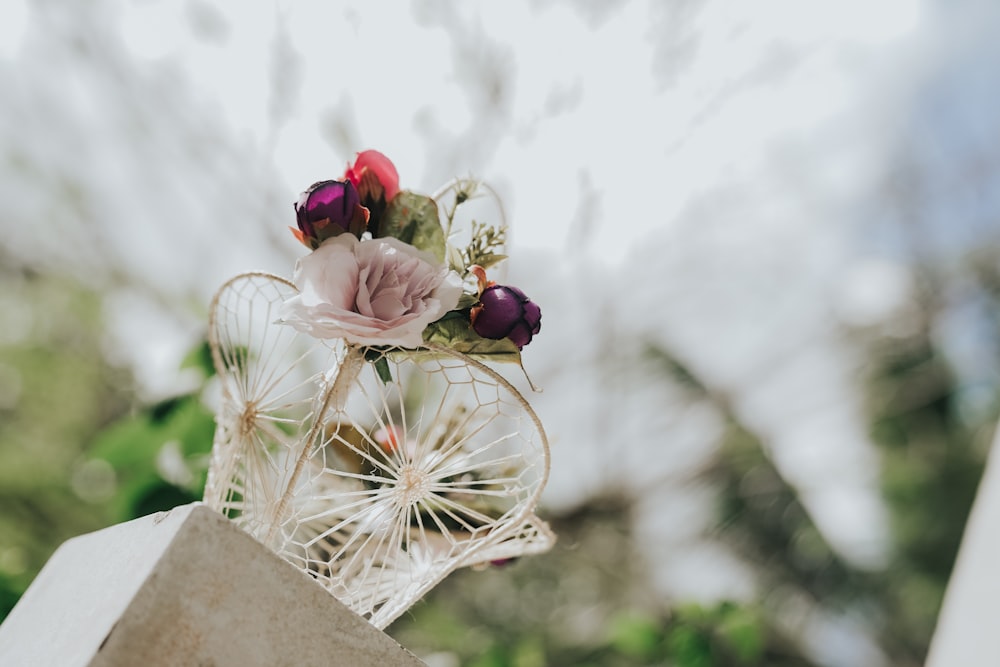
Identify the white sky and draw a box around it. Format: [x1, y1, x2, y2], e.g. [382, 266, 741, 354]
[107, 0, 922, 262]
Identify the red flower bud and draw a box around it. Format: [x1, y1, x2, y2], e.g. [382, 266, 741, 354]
[344, 150, 400, 237]
[345, 150, 400, 201]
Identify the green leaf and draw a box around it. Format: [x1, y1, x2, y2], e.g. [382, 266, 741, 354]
[129, 481, 200, 518]
[469, 645, 508, 667]
[88, 390, 216, 522]
[462, 221, 508, 270]
[165, 397, 216, 457]
[666, 625, 713, 667]
[511, 637, 546, 667]
[373, 356, 393, 384]
[0, 571, 30, 621]
[608, 612, 662, 660]
[456, 293, 480, 310]
[363, 348, 395, 384]
[180, 340, 216, 378]
[89, 415, 163, 469]
[380, 191, 446, 262]
[446, 243, 466, 273]
[716, 605, 764, 662]
[474, 252, 508, 271]
[421, 317, 522, 363]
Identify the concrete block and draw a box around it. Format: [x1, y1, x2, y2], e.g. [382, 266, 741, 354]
[0, 503, 425, 667]
[927, 425, 1000, 666]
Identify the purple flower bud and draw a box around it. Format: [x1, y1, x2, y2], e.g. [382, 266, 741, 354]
[293, 180, 368, 248]
[471, 285, 541, 349]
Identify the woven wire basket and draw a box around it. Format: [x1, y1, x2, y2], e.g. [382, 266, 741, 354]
[203, 272, 553, 628]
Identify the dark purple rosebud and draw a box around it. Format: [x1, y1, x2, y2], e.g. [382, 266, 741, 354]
[471, 284, 541, 349]
[291, 179, 369, 249]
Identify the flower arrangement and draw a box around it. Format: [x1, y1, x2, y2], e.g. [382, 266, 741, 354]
[202, 151, 553, 629]
[283, 149, 540, 357]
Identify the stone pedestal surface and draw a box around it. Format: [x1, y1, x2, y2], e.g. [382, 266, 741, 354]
[0, 502, 424, 667]
[927, 425, 1000, 667]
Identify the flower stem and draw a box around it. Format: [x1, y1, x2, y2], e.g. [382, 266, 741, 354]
[433, 177, 472, 240]
[444, 192, 459, 239]
[265, 344, 366, 547]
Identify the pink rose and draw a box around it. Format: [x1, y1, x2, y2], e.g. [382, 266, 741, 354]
[280, 234, 463, 348]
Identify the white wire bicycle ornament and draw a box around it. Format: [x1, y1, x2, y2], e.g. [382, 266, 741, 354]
[202, 152, 553, 629]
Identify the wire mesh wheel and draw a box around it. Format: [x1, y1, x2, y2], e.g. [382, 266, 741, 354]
[203, 272, 553, 628]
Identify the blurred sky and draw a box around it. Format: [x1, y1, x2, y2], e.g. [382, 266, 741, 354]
[3, 2, 1000, 663]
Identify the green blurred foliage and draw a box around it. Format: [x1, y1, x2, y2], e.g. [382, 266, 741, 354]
[0, 249, 994, 667]
[862, 304, 989, 660]
[389, 497, 796, 666]
[0, 260, 217, 619]
[88, 391, 213, 522]
[0, 266, 127, 616]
